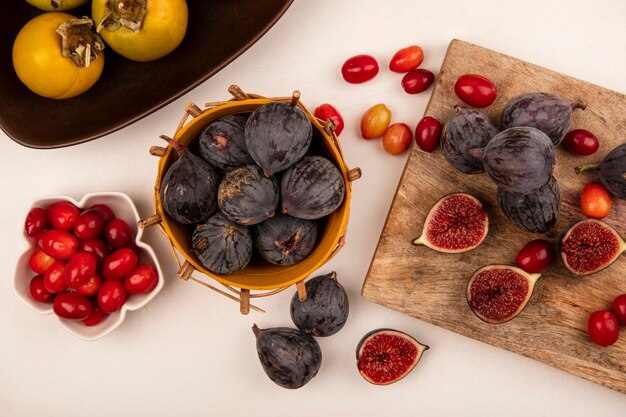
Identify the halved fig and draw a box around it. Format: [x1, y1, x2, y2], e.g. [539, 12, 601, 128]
[356, 329, 428, 385]
[560, 219, 625, 275]
[467, 265, 541, 324]
[412, 193, 489, 253]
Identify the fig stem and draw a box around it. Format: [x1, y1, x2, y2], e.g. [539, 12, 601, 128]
[411, 235, 425, 246]
[329, 271, 337, 281]
[574, 163, 599, 175]
[159, 134, 185, 156]
[252, 324, 261, 337]
[453, 104, 462, 113]
[468, 148, 485, 159]
[572, 100, 587, 111]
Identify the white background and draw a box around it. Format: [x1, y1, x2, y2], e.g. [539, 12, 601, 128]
[2, 0, 625, 415]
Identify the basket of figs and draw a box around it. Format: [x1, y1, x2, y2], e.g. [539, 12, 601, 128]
[141, 85, 361, 314]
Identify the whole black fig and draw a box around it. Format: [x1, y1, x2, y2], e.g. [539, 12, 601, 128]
[192, 213, 252, 275]
[501, 92, 585, 145]
[497, 176, 561, 234]
[253, 214, 317, 266]
[441, 106, 499, 174]
[252, 324, 322, 389]
[160, 139, 219, 225]
[198, 115, 254, 172]
[576, 143, 626, 199]
[290, 272, 349, 337]
[218, 164, 279, 225]
[245, 97, 312, 176]
[470, 127, 555, 194]
[281, 156, 345, 220]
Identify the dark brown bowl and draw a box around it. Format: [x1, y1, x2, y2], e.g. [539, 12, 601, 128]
[0, 0, 293, 149]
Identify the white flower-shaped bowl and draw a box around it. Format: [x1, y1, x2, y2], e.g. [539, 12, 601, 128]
[14, 192, 164, 341]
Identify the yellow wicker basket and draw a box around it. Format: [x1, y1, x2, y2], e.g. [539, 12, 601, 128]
[140, 85, 361, 314]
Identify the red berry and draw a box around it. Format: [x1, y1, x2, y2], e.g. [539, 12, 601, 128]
[102, 248, 139, 280]
[454, 74, 497, 108]
[76, 273, 102, 297]
[587, 310, 619, 347]
[401, 69, 435, 94]
[25, 207, 48, 238]
[314, 103, 344, 136]
[74, 209, 106, 240]
[389, 45, 424, 73]
[39, 229, 79, 260]
[47, 201, 80, 231]
[43, 261, 68, 293]
[382, 123, 413, 155]
[30, 275, 53, 303]
[79, 238, 110, 264]
[104, 218, 135, 249]
[53, 291, 92, 320]
[124, 264, 159, 295]
[98, 280, 127, 313]
[515, 239, 554, 273]
[563, 129, 599, 156]
[65, 252, 98, 289]
[414, 116, 442, 152]
[89, 204, 115, 222]
[612, 294, 626, 326]
[29, 248, 56, 274]
[82, 303, 108, 327]
[341, 54, 379, 84]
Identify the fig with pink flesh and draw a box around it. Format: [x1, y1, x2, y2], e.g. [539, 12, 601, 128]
[356, 329, 429, 385]
[560, 219, 625, 276]
[467, 265, 541, 324]
[412, 193, 489, 253]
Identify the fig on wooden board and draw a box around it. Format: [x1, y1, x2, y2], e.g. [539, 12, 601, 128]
[467, 265, 541, 324]
[560, 219, 625, 276]
[412, 193, 489, 253]
[576, 143, 626, 200]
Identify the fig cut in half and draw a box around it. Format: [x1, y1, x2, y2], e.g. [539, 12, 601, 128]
[412, 193, 489, 253]
[356, 329, 428, 385]
[560, 219, 625, 276]
[467, 265, 541, 324]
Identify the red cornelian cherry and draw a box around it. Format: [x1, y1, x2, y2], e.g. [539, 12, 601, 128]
[389, 45, 424, 73]
[401, 69, 434, 94]
[314, 103, 345, 136]
[383, 123, 413, 155]
[25, 207, 48, 238]
[515, 239, 554, 273]
[341, 54, 379, 84]
[454, 74, 497, 108]
[47, 201, 80, 231]
[414, 116, 442, 152]
[30, 275, 53, 303]
[563, 129, 599, 156]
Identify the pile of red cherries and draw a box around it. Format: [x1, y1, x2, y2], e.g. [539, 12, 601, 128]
[25, 201, 158, 326]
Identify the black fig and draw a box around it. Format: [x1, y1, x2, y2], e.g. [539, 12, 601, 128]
[576, 143, 626, 200]
[501, 92, 585, 145]
[281, 156, 345, 220]
[560, 219, 625, 275]
[245, 98, 312, 176]
[160, 140, 219, 225]
[218, 164, 279, 225]
[471, 126, 555, 194]
[497, 176, 561, 234]
[412, 193, 489, 253]
[198, 115, 254, 172]
[192, 213, 252, 275]
[290, 272, 349, 337]
[253, 214, 317, 265]
[441, 106, 498, 174]
[252, 324, 322, 389]
[467, 265, 541, 324]
[356, 329, 428, 385]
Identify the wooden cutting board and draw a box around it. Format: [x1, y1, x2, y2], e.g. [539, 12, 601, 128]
[362, 39, 626, 394]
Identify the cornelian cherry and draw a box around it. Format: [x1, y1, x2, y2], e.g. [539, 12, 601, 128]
[563, 129, 599, 156]
[74, 209, 106, 240]
[30, 275, 53, 303]
[104, 218, 135, 249]
[124, 264, 159, 295]
[53, 291, 92, 320]
[383, 123, 413, 155]
[314, 103, 344, 136]
[580, 182, 612, 219]
[65, 251, 97, 289]
[341, 54, 379, 84]
[47, 201, 80, 231]
[401, 69, 434, 94]
[98, 280, 127, 313]
[414, 116, 442, 152]
[25, 207, 48, 238]
[454, 74, 497, 108]
[389, 45, 424, 73]
[515, 239, 554, 273]
[361, 104, 391, 139]
[43, 261, 68, 293]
